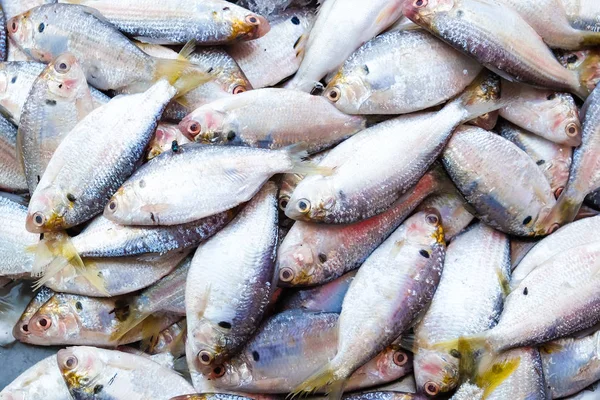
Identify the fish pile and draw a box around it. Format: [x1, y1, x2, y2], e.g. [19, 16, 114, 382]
[2, 0, 600, 399]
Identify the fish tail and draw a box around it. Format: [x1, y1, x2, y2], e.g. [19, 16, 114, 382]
[574, 50, 600, 100]
[534, 188, 583, 235]
[139, 315, 167, 350]
[290, 362, 346, 399]
[110, 306, 151, 342]
[0, 295, 12, 314]
[285, 143, 333, 176]
[433, 334, 493, 382]
[455, 71, 509, 123]
[75, 261, 109, 297]
[477, 355, 521, 398]
[31, 232, 84, 288]
[153, 44, 210, 93]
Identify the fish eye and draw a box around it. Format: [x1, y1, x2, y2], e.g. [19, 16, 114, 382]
[393, 351, 408, 366]
[279, 267, 294, 283]
[20, 324, 29, 334]
[35, 316, 51, 330]
[245, 15, 259, 25]
[38, 22, 45, 33]
[425, 381, 440, 396]
[187, 121, 201, 135]
[198, 350, 214, 365]
[278, 196, 290, 211]
[8, 19, 18, 33]
[326, 87, 341, 102]
[296, 199, 310, 213]
[107, 200, 117, 212]
[554, 187, 564, 198]
[33, 212, 46, 227]
[414, 0, 428, 7]
[212, 365, 226, 378]
[565, 122, 579, 137]
[54, 60, 70, 74]
[232, 85, 246, 95]
[426, 213, 439, 226]
[64, 355, 78, 370]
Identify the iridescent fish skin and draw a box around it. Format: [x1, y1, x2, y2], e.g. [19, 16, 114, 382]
[416, 191, 473, 241]
[442, 125, 556, 237]
[59, 0, 270, 45]
[12, 286, 54, 342]
[0, 354, 70, 400]
[0, 61, 44, 124]
[0, 194, 38, 278]
[324, 30, 481, 115]
[147, 123, 192, 160]
[0, 113, 26, 192]
[229, 8, 316, 88]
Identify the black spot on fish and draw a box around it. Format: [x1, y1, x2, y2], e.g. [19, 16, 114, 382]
[75, 301, 83, 311]
[36, 175, 40, 183]
[223, 6, 230, 11]
[450, 349, 461, 358]
[293, 35, 303, 50]
[93, 385, 103, 394]
[291, 16, 300, 25]
[419, 250, 430, 258]
[318, 253, 327, 263]
[547, 93, 556, 101]
[10, 76, 16, 84]
[252, 351, 260, 361]
[66, 193, 76, 202]
[226, 131, 236, 141]
[566, 54, 578, 64]
[150, 212, 156, 223]
[108, 373, 117, 386]
[523, 216, 532, 225]
[218, 321, 231, 329]
[207, 67, 214, 74]
[58, 84, 63, 89]
[523, 287, 528, 295]
[39, 233, 44, 240]
[45, 99, 56, 106]
[456, 10, 464, 17]
[171, 140, 179, 152]
[363, 64, 369, 75]
[536, 160, 545, 166]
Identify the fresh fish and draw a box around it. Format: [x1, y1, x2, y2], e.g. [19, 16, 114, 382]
[229, 8, 316, 88]
[187, 183, 278, 371]
[57, 346, 195, 399]
[12, 286, 54, 341]
[286, 72, 506, 224]
[403, 0, 592, 99]
[104, 142, 327, 226]
[0, 194, 38, 278]
[413, 223, 510, 396]
[292, 211, 445, 397]
[498, 120, 572, 197]
[59, 0, 270, 45]
[179, 88, 366, 153]
[27, 80, 177, 233]
[209, 310, 412, 393]
[442, 125, 556, 236]
[277, 166, 447, 286]
[499, 81, 581, 146]
[0, 113, 26, 192]
[541, 329, 600, 398]
[0, 354, 71, 400]
[0, 281, 33, 345]
[0, 61, 45, 124]
[279, 149, 330, 211]
[7, 3, 205, 92]
[18, 52, 98, 195]
[285, 0, 403, 92]
[147, 123, 192, 160]
[416, 191, 474, 241]
[324, 30, 482, 115]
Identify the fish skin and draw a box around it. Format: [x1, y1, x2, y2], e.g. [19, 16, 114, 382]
[442, 125, 556, 237]
[147, 123, 192, 160]
[498, 120, 573, 197]
[286, 72, 506, 224]
[343, 393, 426, 400]
[229, 8, 316, 88]
[416, 191, 474, 241]
[170, 396, 253, 400]
[285, 0, 404, 92]
[541, 329, 600, 398]
[19, 52, 98, 196]
[403, 0, 589, 98]
[26, 79, 176, 233]
[0, 194, 38, 278]
[293, 211, 445, 395]
[0, 354, 71, 400]
[413, 223, 510, 395]
[556, 48, 600, 95]
[561, 382, 600, 400]
[0, 61, 45, 124]
[0, 113, 26, 192]
[210, 310, 412, 393]
[562, 0, 600, 32]
[57, 346, 195, 399]
[12, 286, 54, 342]
[277, 167, 447, 287]
[179, 88, 366, 154]
[499, 81, 581, 146]
[59, 0, 270, 45]
[279, 150, 330, 211]
[324, 29, 482, 115]
[0, 0, 55, 19]
[186, 183, 278, 371]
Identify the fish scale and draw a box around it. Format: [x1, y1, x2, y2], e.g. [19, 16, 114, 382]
[0, 114, 27, 192]
[0, 194, 38, 278]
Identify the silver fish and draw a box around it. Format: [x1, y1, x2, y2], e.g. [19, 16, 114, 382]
[0, 113, 26, 192]
[562, 0, 600, 32]
[0, 61, 44, 124]
[0, 354, 70, 400]
[0, 0, 55, 19]
[0, 193, 38, 278]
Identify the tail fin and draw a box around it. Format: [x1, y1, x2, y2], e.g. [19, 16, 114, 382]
[0, 295, 12, 314]
[110, 306, 151, 342]
[432, 334, 493, 384]
[534, 188, 583, 235]
[290, 361, 346, 400]
[171, 39, 214, 97]
[153, 40, 210, 91]
[475, 356, 520, 398]
[31, 232, 84, 288]
[454, 71, 510, 123]
[77, 261, 109, 297]
[285, 143, 334, 176]
[574, 50, 600, 100]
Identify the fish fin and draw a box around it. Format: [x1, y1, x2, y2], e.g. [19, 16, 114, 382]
[285, 143, 333, 176]
[496, 268, 510, 297]
[0, 295, 12, 314]
[290, 362, 345, 399]
[31, 232, 84, 289]
[139, 315, 167, 348]
[75, 261, 109, 297]
[574, 50, 600, 100]
[539, 341, 564, 354]
[110, 307, 151, 342]
[534, 188, 583, 235]
[454, 71, 511, 123]
[178, 39, 196, 60]
[399, 333, 416, 353]
[153, 57, 194, 86]
[475, 356, 520, 398]
[389, 239, 406, 258]
[432, 334, 492, 383]
[170, 39, 213, 97]
[174, 95, 191, 109]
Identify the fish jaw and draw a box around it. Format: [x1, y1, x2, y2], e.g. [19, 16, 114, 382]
[413, 347, 460, 395]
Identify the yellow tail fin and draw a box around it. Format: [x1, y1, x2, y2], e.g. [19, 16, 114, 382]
[31, 232, 85, 289]
[110, 306, 151, 342]
[77, 261, 109, 297]
[289, 362, 345, 400]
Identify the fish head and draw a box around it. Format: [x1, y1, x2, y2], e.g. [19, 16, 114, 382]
[414, 348, 460, 396]
[402, 0, 454, 28]
[7, 11, 35, 52]
[324, 70, 370, 114]
[548, 93, 581, 147]
[43, 53, 88, 102]
[12, 287, 54, 341]
[7, 9, 55, 63]
[205, 357, 251, 389]
[26, 186, 71, 233]
[404, 209, 445, 248]
[353, 345, 414, 386]
[276, 240, 320, 287]
[0, 64, 21, 119]
[285, 177, 337, 222]
[179, 108, 227, 143]
[218, 3, 270, 41]
[147, 123, 186, 160]
[557, 49, 600, 96]
[189, 318, 235, 373]
[26, 295, 80, 343]
[57, 347, 104, 396]
[104, 183, 143, 225]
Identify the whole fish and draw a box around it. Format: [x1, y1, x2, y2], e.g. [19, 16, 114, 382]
[286, 72, 506, 224]
[403, 0, 591, 98]
[7, 3, 205, 92]
[229, 8, 316, 88]
[541, 330, 600, 398]
[0, 61, 45, 124]
[0, 114, 26, 192]
[0, 194, 38, 278]
[179, 88, 366, 153]
[498, 120, 572, 197]
[12, 286, 53, 341]
[285, 0, 403, 92]
[292, 211, 445, 397]
[413, 223, 510, 396]
[147, 123, 192, 160]
[499, 81, 581, 146]
[18, 52, 98, 195]
[187, 183, 278, 371]
[26, 79, 177, 233]
[277, 167, 447, 286]
[104, 143, 327, 226]
[209, 310, 412, 393]
[0, 281, 33, 345]
[416, 191, 474, 241]
[442, 125, 556, 236]
[59, 0, 270, 45]
[324, 30, 482, 115]
[57, 346, 195, 399]
[0, 354, 70, 400]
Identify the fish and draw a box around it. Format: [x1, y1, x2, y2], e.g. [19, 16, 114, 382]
[0, 113, 27, 192]
[403, 0, 592, 99]
[186, 182, 278, 371]
[147, 123, 192, 160]
[12, 286, 54, 342]
[285, 0, 403, 92]
[324, 29, 482, 115]
[179, 88, 366, 153]
[510, 239, 539, 271]
[170, 396, 253, 400]
[150, 319, 187, 356]
[57, 346, 195, 399]
[286, 71, 506, 224]
[413, 223, 510, 396]
[1, 0, 55, 19]
[279, 150, 330, 211]
[556, 48, 600, 95]
[541, 329, 600, 398]
[228, 8, 316, 88]
[18, 52, 100, 196]
[26, 79, 177, 233]
[60, 0, 270, 45]
[292, 210, 445, 398]
[7, 3, 206, 92]
[236, 0, 315, 17]
[0, 281, 33, 345]
[499, 81, 581, 146]
[562, 0, 600, 32]
[277, 166, 448, 286]
[342, 393, 426, 400]
[104, 142, 328, 226]
[0, 61, 45, 124]
[442, 125, 556, 236]
[209, 310, 412, 394]
[0, 193, 39, 278]
[416, 191, 474, 241]
[0, 354, 71, 400]
[497, 120, 572, 198]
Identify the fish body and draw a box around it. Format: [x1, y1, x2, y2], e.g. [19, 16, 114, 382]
[0, 113, 26, 192]
[0, 61, 45, 124]
[0, 354, 70, 400]
[0, 194, 38, 278]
